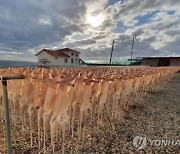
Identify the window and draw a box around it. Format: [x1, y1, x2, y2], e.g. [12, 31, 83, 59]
[71, 58, 74, 63]
[75, 53, 78, 57]
[71, 53, 74, 56]
[64, 58, 68, 63]
[75, 59, 79, 64]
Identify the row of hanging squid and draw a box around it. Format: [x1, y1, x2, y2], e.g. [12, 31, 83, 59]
[0, 66, 179, 153]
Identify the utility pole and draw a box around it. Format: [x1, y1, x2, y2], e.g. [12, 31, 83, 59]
[109, 40, 115, 65]
[130, 35, 137, 65]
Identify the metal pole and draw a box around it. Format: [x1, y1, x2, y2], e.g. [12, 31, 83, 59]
[2, 80, 12, 154]
[0, 75, 25, 154]
[109, 40, 115, 65]
[1, 75, 25, 80]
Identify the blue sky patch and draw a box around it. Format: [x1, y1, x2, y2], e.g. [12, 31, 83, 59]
[167, 10, 175, 15]
[113, 21, 127, 33]
[135, 10, 159, 26]
[107, 0, 125, 6]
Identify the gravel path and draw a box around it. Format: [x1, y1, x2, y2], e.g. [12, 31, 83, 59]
[116, 73, 179, 153]
[0, 72, 180, 154]
[79, 72, 180, 154]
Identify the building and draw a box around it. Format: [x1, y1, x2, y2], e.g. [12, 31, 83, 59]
[142, 57, 180, 67]
[35, 48, 82, 67]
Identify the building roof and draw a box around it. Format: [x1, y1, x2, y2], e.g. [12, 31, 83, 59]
[55, 48, 80, 53]
[45, 49, 70, 57]
[35, 48, 80, 57]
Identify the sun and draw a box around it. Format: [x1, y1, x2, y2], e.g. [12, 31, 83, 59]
[87, 14, 104, 27]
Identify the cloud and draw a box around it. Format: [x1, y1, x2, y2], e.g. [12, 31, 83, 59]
[0, 0, 179, 62]
[75, 39, 96, 46]
[0, 0, 89, 53]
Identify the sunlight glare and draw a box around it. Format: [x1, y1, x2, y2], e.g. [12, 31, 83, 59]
[87, 14, 104, 27]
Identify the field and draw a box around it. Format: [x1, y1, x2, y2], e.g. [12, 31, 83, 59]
[0, 66, 179, 154]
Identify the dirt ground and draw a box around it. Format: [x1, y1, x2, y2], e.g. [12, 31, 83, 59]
[0, 72, 179, 154]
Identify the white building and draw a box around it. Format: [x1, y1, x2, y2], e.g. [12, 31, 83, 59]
[35, 48, 83, 67]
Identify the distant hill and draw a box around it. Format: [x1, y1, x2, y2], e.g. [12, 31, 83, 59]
[0, 60, 37, 67]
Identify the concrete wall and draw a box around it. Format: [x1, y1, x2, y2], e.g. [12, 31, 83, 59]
[142, 59, 158, 66]
[37, 51, 80, 66]
[170, 59, 180, 66]
[142, 58, 180, 67]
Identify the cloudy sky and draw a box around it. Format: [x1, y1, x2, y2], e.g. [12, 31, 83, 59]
[0, 0, 180, 62]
